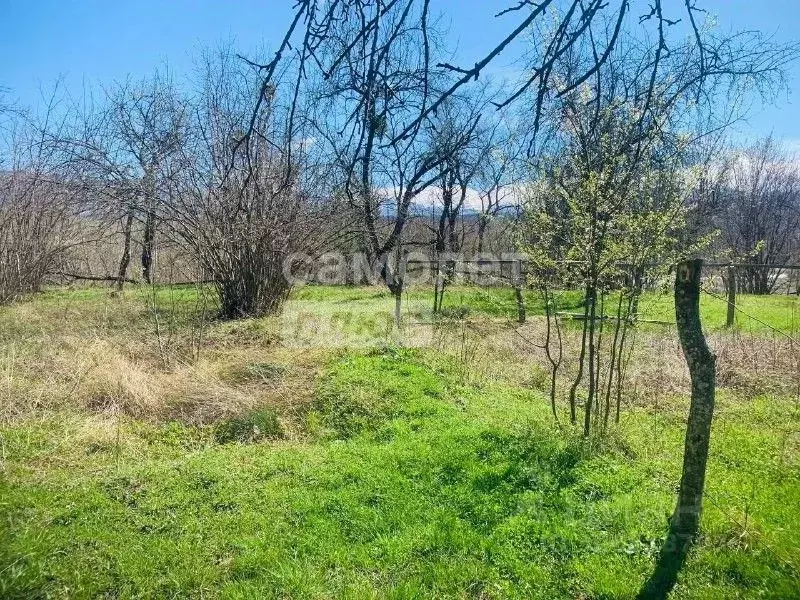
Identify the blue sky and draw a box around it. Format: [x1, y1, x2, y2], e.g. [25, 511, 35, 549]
[2, 0, 800, 146]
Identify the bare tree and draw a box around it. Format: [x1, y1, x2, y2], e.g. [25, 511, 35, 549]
[57, 70, 187, 290]
[428, 94, 489, 312]
[475, 117, 523, 254]
[307, 0, 478, 326]
[716, 137, 800, 293]
[105, 71, 187, 285]
[0, 98, 84, 303]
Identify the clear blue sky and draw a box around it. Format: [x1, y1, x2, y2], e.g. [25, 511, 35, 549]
[2, 0, 799, 146]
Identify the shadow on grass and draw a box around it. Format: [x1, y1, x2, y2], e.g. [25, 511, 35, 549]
[637, 528, 693, 599]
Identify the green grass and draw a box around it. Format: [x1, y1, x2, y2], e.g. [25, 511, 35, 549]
[22, 282, 798, 336]
[1, 284, 799, 598]
[2, 346, 799, 598]
[214, 407, 283, 444]
[293, 283, 800, 334]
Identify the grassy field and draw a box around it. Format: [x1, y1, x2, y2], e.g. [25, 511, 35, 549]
[296, 283, 800, 333]
[1, 284, 799, 598]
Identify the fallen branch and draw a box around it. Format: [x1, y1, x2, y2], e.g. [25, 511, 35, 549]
[48, 271, 138, 284]
[555, 312, 674, 326]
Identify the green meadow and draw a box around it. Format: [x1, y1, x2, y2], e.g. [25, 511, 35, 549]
[1, 284, 798, 598]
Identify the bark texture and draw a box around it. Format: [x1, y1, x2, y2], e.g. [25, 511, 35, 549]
[116, 211, 135, 292]
[639, 258, 716, 599]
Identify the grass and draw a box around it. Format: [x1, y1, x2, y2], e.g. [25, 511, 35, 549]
[421, 284, 800, 333]
[18, 281, 799, 335]
[1, 283, 799, 598]
[295, 282, 800, 333]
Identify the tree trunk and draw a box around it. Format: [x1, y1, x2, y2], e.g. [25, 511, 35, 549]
[630, 266, 643, 318]
[476, 214, 488, 253]
[583, 287, 597, 437]
[389, 243, 404, 329]
[393, 288, 402, 329]
[638, 259, 716, 599]
[514, 284, 526, 324]
[603, 293, 625, 431]
[568, 289, 591, 425]
[672, 259, 717, 537]
[141, 209, 155, 284]
[541, 285, 562, 427]
[433, 259, 442, 313]
[116, 211, 135, 292]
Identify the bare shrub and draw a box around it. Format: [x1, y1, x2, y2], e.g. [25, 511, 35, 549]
[165, 48, 337, 319]
[0, 116, 83, 304]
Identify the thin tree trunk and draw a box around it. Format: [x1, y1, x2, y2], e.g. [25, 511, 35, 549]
[614, 291, 636, 424]
[584, 286, 597, 437]
[542, 285, 562, 426]
[568, 288, 591, 425]
[392, 241, 403, 329]
[638, 259, 716, 599]
[439, 274, 450, 311]
[593, 290, 605, 426]
[141, 209, 155, 284]
[630, 267, 643, 317]
[603, 291, 625, 431]
[514, 260, 526, 324]
[476, 214, 488, 253]
[116, 211, 135, 292]
[394, 288, 402, 328]
[433, 257, 442, 313]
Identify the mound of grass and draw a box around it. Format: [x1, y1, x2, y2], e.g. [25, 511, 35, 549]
[312, 348, 448, 438]
[213, 407, 282, 444]
[221, 362, 286, 385]
[437, 305, 471, 320]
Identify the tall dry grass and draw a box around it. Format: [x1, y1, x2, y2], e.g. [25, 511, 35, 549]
[0, 286, 318, 436]
[425, 313, 800, 417]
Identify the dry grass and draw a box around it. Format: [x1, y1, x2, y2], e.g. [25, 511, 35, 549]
[0, 287, 321, 437]
[1, 284, 798, 435]
[418, 312, 800, 419]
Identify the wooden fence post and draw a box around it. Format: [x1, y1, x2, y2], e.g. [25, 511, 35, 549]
[514, 259, 526, 324]
[726, 265, 736, 327]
